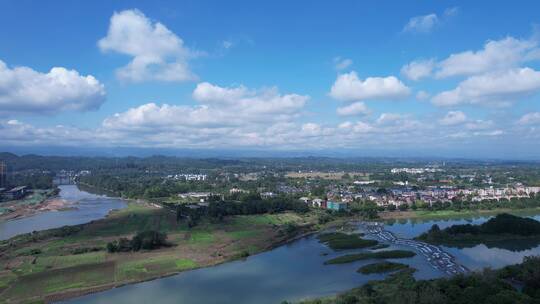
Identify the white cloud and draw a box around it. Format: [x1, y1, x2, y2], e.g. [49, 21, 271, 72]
[448, 129, 503, 139]
[402, 34, 540, 84]
[376, 113, 404, 125]
[329, 71, 410, 102]
[0, 109, 509, 150]
[401, 59, 435, 81]
[439, 111, 467, 125]
[432, 68, 540, 107]
[83, 82, 314, 149]
[222, 40, 233, 49]
[103, 82, 309, 135]
[98, 9, 197, 83]
[300, 123, 322, 136]
[403, 14, 439, 33]
[477, 130, 503, 136]
[518, 112, 540, 125]
[465, 120, 494, 130]
[444, 7, 460, 17]
[336, 102, 370, 116]
[0, 60, 105, 114]
[192, 82, 307, 117]
[0, 119, 100, 146]
[436, 36, 539, 78]
[333, 57, 353, 71]
[416, 90, 430, 101]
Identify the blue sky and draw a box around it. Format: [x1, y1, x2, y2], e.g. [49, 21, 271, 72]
[1, 1, 540, 158]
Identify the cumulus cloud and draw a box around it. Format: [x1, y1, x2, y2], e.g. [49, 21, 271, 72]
[94, 82, 311, 149]
[401, 59, 435, 81]
[329, 71, 410, 102]
[403, 7, 458, 34]
[0, 108, 508, 150]
[465, 120, 494, 130]
[336, 102, 370, 116]
[98, 9, 197, 83]
[439, 111, 467, 125]
[333, 57, 353, 71]
[518, 112, 540, 125]
[103, 82, 309, 136]
[403, 14, 439, 33]
[0, 60, 105, 114]
[432, 68, 540, 107]
[192, 82, 308, 117]
[0, 119, 100, 146]
[376, 113, 403, 125]
[401, 34, 540, 88]
[436, 36, 539, 78]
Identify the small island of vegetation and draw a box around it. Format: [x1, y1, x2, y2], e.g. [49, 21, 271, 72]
[324, 250, 416, 265]
[317, 232, 378, 250]
[296, 256, 540, 304]
[417, 213, 540, 247]
[357, 261, 411, 274]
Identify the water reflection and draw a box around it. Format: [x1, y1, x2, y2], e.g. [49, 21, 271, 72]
[383, 213, 540, 272]
[445, 244, 540, 270]
[14, 205, 534, 303]
[64, 235, 440, 304]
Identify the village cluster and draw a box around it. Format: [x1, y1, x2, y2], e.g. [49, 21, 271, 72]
[319, 184, 540, 209]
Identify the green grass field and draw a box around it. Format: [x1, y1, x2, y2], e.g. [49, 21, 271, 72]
[4, 262, 115, 299]
[116, 256, 197, 281]
[0, 202, 322, 303]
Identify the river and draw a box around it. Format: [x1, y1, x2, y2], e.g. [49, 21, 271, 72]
[63, 209, 540, 304]
[0, 185, 127, 240]
[3, 187, 540, 303]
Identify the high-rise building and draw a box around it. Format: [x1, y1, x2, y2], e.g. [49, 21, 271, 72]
[0, 161, 6, 188]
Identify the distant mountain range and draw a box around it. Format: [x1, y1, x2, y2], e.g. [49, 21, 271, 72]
[2, 146, 540, 161]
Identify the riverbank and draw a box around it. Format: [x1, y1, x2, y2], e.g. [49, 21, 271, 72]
[0, 189, 61, 221]
[0, 200, 336, 303]
[378, 207, 540, 221]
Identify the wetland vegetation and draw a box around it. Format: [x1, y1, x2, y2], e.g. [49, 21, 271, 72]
[298, 256, 540, 304]
[357, 261, 410, 274]
[324, 250, 416, 265]
[317, 232, 378, 250]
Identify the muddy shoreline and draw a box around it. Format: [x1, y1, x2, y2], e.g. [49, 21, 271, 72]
[0, 192, 70, 222]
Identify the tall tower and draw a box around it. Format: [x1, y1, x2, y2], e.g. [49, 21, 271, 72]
[0, 161, 6, 188]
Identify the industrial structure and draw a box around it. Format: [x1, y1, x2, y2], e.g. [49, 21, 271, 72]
[0, 161, 6, 188]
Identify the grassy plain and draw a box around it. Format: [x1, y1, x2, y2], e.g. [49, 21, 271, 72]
[0, 202, 320, 303]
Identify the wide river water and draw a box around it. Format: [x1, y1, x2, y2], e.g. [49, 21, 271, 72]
[3, 186, 540, 303]
[0, 185, 127, 240]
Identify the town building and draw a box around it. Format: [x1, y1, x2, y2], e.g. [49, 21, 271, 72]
[327, 201, 348, 211]
[178, 192, 214, 202]
[4, 186, 27, 200]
